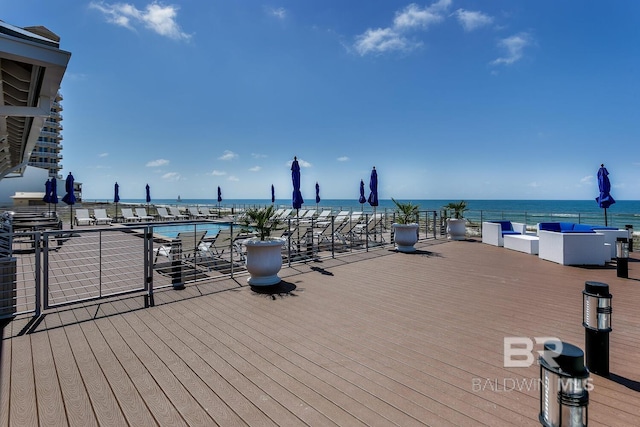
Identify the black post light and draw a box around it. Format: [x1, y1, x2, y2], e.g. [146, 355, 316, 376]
[582, 281, 612, 376]
[539, 341, 589, 427]
[624, 224, 633, 252]
[616, 237, 629, 278]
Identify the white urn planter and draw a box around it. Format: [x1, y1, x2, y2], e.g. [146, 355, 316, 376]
[244, 238, 285, 286]
[393, 223, 419, 253]
[446, 218, 466, 241]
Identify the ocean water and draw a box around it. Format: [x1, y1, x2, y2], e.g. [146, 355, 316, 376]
[101, 198, 640, 229]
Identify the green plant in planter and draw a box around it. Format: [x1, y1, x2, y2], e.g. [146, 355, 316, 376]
[392, 198, 420, 224]
[443, 200, 468, 219]
[241, 205, 281, 241]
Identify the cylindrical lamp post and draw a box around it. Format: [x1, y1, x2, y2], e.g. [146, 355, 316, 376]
[624, 225, 633, 252]
[616, 237, 629, 278]
[539, 341, 589, 427]
[582, 281, 612, 376]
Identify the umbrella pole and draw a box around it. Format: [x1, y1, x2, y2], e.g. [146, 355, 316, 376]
[70, 205, 73, 230]
[605, 208, 608, 227]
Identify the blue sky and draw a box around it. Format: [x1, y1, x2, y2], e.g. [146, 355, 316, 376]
[4, 0, 640, 200]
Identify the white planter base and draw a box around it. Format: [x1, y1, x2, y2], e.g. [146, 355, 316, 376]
[447, 219, 466, 241]
[393, 223, 419, 253]
[245, 238, 284, 286]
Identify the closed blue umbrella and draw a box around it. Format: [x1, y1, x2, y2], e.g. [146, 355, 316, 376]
[217, 186, 222, 203]
[315, 182, 321, 210]
[51, 177, 58, 213]
[62, 172, 76, 228]
[291, 156, 304, 212]
[114, 182, 120, 222]
[43, 179, 52, 207]
[145, 184, 151, 211]
[367, 166, 378, 207]
[271, 184, 275, 204]
[359, 179, 366, 205]
[596, 164, 615, 226]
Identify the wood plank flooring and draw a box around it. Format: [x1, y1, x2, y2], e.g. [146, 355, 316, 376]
[2, 238, 640, 426]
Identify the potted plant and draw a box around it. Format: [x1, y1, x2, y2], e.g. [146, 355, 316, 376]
[391, 198, 420, 252]
[444, 200, 467, 241]
[241, 205, 285, 286]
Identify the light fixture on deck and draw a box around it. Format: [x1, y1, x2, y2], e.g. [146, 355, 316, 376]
[582, 281, 612, 376]
[616, 237, 629, 278]
[539, 340, 589, 427]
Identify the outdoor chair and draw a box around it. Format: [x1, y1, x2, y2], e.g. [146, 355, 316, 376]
[197, 206, 214, 218]
[92, 208, 112, 225]
[74, 209, 96, 226]
[121, 208, 139, 222]
[135, 207, 154, 221]
[153, 230, 208, 265]
[187, 206, 206, 219]
[156, 207, 175, 221]
[168, 206, 188, 220]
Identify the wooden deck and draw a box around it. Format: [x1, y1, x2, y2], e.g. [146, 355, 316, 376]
[2, 238, 640, 426]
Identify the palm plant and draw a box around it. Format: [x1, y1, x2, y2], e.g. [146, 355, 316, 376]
[392, 198, 420, 224]
[241, 205, 281, 241]
[444, 200, 468, 219]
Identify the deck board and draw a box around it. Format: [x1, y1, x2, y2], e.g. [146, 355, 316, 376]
[2, 238, 640, 426]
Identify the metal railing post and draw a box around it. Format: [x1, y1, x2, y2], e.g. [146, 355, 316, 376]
[36, 231, 43, 316]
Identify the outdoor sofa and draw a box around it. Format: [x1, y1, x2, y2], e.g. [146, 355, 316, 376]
[536, 222, 613, 266]
[538, 222, 630, 259]
[482, 221, 527, 247]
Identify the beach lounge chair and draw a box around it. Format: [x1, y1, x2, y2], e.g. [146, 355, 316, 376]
[92, 208, 112, 225]
[135, 207, 154, 221]
[275, 209, 292, 220]
[270, 208, 285, 220]
[351, 213, 385, 243]
[169, 206, 188, 220]
[187, 206, 206, 219]
[156, 207, 175, 221]
[153, 230, 208, 265]
[121, 208, 139, 222]
[74, 209, 96, 226]
[197, 206, 214, 218]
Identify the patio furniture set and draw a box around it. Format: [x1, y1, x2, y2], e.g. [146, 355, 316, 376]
[482, 220, 631, 266]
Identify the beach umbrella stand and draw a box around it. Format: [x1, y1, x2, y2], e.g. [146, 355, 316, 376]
[291, 157, 304, 256]
[114, 182, 120, 223]
[368, 167, 379, 241]
[596, 164, 615, 227]
[62, 172, 76, 229]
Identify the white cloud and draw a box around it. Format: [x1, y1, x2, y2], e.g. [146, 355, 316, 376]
[268, 7, 287, 20]
[394, 2, 448, 31]
[228, 175, 239, 181]
[454, 9, 493, 32]
[249, 166, 261, 172]
[528, 181, 539, 188]
[492, 32, 532, 65]
[99, 152, 109, 157]
[218, 150, 238, 161]
[337, 156, 349, 162]
[162, 172, 181, 181]
[89, 1, 191, 41]
[580, 175, 594, 184]
[354, 28, 413, 56]
[353, 0, 451, 56]
[210, 170, 226, 176]
[252, 153, 267, 159]
[146, 159, 169, 167]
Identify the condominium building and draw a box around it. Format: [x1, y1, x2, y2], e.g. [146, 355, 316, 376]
[28, 92, 64, 179]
